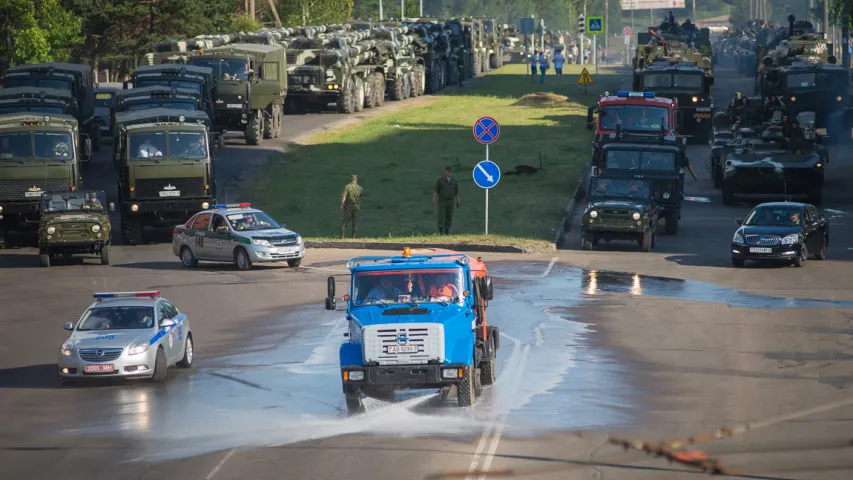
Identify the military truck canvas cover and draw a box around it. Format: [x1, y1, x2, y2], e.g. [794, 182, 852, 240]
[2, 62, 95, 119]
[0, 87, 74, 115]
[132, 64, 214, 78]
[0, 87, 73, 102]
[115, 86, 202, 110]
[115, 108, 211, 129]
[0, 112, 78, 127]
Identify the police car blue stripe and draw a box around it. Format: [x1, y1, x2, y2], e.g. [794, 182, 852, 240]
[149, 313, 187, 345]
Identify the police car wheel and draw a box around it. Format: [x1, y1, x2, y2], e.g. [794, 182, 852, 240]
[180, 247, 198, 268]
[151, 348, 167, 383]
[234, 248, 252, 270]
[177, 334, 193, 368]
[287, 258, 301, 267]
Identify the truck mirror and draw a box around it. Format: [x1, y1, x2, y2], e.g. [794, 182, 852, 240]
[325, 276, 337, 310]
[707, 76, 715, 86]
[482, 276, 494, 301]
[108, 202, 116, 213]
[81, 135, 92, 159]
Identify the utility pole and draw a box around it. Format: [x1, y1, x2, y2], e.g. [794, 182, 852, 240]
[692, 0, 695, 22]
[401, 0, 404, 20]
[823, 0, 829, 43]
[749, 0, 752, 19]
[842, 12, 849, 67]
[419, 0, 423, 17]
[379, 0, 384, 21]
[249, 0, 255, 21]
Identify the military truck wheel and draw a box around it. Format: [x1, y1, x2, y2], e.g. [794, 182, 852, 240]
[402, 74, 412, 99]
[640, 232, 653, 252]
[336, 77, 356, 113]
[274, 105, 282, 138]
[665, 212, 679, 235]
[40, 253, 50, 268]
[245, 110, 263, 146]
[490, 53, 499, 69]
[374, 73, 385, 106]
[414, 65, 425, 96]
[354, 76, 365, 112]
[364, 75, 376, 108]
[721, 181, 736, 206]
[122, 217, 142, 246]
[390, 75, 404, 101]
[100, 244, 111, 265]
[482, 53, 489, 73]
[456, 366, 475, 407]
[345, 393, 365, 415]
[472, 52, 480, 77]
[234, 247, 252, 270]
[263, 106, 275, 139]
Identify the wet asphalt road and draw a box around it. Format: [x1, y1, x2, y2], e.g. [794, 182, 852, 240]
[2, 62, 853, 479]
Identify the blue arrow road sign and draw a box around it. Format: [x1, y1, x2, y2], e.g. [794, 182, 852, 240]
[473, 160, 501, 189]
[473, 116, 500, 145]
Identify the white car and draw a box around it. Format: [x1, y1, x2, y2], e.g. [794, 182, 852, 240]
[57, 291, 193, 384]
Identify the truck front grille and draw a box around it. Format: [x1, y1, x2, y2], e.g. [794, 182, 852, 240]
[363, 323, 445, 366]
[134, 178, 206, 199]
[0, 178, 71, 200]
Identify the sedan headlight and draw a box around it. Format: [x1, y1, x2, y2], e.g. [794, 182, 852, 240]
[296, 235, 303, 245]
[733, 231, 744, 244]
[589, 210, 598, 219]
[252, 238, 271, 247]
[46, 226, 56, 235]
[662, 192, 671, 200]
[128, 342, 149, 355]
[781, 234, 799, 245]
[91, 224, 101, 233]
[60, 342, 74, 357]
[632, 212, 641, 220]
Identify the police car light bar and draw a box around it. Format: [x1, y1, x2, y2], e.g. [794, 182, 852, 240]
[616, 91, 655, 99]
[212, 203, 251, 209]
[93, 291, 160, 299]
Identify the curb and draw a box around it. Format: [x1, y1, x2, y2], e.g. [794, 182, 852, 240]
[305, 240, 528, 253]
[551, 162, 590, 249]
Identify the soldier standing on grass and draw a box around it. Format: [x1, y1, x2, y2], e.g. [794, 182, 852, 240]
[340, 175, 362, 239]
[432, 167, 460, 235]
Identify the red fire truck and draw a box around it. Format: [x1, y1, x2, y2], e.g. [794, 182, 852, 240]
[587, 91, 678, 141]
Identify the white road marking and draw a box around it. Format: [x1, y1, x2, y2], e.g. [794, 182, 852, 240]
[298, 265, 349, 274]
[205, 448, 236, 479]
[541, 256, 558, 277]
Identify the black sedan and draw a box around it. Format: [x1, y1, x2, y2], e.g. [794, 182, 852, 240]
[731, 202, 829, 267]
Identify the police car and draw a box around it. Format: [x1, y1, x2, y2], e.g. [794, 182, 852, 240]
[57, 291, 193, 384]
[172, 203, 305, 270]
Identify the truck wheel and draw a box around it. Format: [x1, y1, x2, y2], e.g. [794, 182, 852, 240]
[374, 72, 385, 106]
[336, 78, 356, 113]
[364, 75, 376, 108]
[402, 74, 411, 99]
[472, 52, 480, 77]
[346, 394, 365, 415]
[413, 65, 425, 96]
[480, 343, 497, 386]
[263, 105, 279, 139]
[390, 75, 404, 101]
[457, 366, 475, 407]
[100, 244, 111, 265]
[490, 53, 499, 69]
[640, 231, 652, 252]
[121, 217, 142, 246]
[354, 76, 365, 112]
[274, 105, 282, 138]
[40, 252, 50, 268]
[665, 212, 679, 235]
[245, 110, 263, 145]
[473, 367, 483, 397]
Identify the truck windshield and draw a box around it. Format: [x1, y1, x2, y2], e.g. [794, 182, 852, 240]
[77, 306, 155, 331]
[168, 132, 207, 159]
[643, 73, 703, 89]
[191, 58, 250, 80]
[589, 178, 651, 200]
[0, 105, 65, 114]
[42, 191, 105, 214]
[135, 78, 202, 94]
[484, 21, 494, 33]
[126, 102, 197, 111]
[353, 269, 465, 305]
[34, 132, 74, 159]
[0, 132, 31, 160]
[600, 105, 669, 130]
[785, 72, 847, 90]
[604, 149, 676, 170]
[3, 77, 72, 90]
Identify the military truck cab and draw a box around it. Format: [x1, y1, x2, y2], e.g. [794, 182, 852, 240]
[189, 44, 288, 145]
[131, 64, 215, 124]
[587, 91, 677, 143]
[112, 86, 204, 138]
[482, 18, 504, 70]
[327, 248, 498, 414]
[112, 108, 216, 245]
[635, 62, 714, 142]
[0, 113, 90, 247]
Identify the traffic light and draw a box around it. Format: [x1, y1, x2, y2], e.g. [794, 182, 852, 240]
[578, 14, 585, 34]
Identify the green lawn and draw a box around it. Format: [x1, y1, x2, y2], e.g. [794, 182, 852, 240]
[250, 63, 623, 249]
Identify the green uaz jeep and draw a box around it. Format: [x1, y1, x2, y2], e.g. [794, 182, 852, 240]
[38, 190, 114, 267]
[581, 177, 660, 252]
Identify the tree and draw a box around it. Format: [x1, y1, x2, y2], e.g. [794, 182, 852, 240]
[279, 0, 354, 26]
[0, 0, 82, 71]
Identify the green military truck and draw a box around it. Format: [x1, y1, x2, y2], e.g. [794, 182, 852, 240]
[462, 18, 489, 76]
[188, 44, 288, 145]
[130, 64, 215, 125]
[112, 108, 216, 245]
[37, 190, 113, 267]
[0, 113, 91, 247]
[111, 86, 203, 137]
[0, 87, 74, 116]
[1, 62, 102, 150]
[447, 19, 475, 82]
[482, 17, 504, 70]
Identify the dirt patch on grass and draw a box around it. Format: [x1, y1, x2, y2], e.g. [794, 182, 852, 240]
[511, 92, 569, 107]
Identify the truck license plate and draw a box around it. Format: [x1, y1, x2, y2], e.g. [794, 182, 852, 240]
[24, 191, 43, 197]
[749, 247, 772, 253]
[84, 364, 114, 373]
[387, 345, 418, 354]
[159, 190, 181, 197]
[226, 103, 242, 108]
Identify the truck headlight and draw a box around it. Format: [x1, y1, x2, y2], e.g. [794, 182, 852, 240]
[442, 368, 460, 379]
[202, 202, 210, 209]
[60, 342, 74, 357]
[47, 226, 56, 234]
[0, 206, 4, 213]
[347, 370, 364, 381]
[91, 224, 101, 233]
[632, 212, 641, 220]
[781, 234, 799, 245]
[663, 192, 671, 199]
[692, 96, 699, 102]
[252, 238, 271, 247]
[131, 204, 139, 212]
[589, 210, 598, 219]
[128, 342, 149, 355]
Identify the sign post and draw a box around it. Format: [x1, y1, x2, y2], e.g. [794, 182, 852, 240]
[577, 67, 594, 94]
[472, 117, 501, 235]
[587, 16, 604, 74]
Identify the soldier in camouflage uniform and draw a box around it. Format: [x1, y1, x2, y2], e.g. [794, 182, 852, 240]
[52, 137, 70, 158]
[340, 175, 362, 238]
[432, 167, 460, 235]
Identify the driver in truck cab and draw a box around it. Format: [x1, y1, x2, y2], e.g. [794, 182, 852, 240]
[428, 273, 460, 299]
[366, 276, 403, 301]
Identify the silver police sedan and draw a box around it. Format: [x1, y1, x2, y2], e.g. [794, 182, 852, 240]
[172, 203, 305, 270]
[57, 291, 193, 384]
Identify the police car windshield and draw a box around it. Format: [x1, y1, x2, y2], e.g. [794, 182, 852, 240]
[0, 133, 32, 160]
[168, 132, 207, 159]
[605, 148, 676, 170]
[3, 78, 71, 90]
[226, 211, 281, 231]
[33, 132, 73, 159]
[589, 178, 650, 200]
[126, 102, 196, 111]
[743, 205, 803, 227]
[77, 306, 155, 331]
[42, 191, 105, 213]
[0, 106, 65, 115]
[600, 105, 668, 130]
[353, 269, 465, 306]
[135, 79, 201, 93]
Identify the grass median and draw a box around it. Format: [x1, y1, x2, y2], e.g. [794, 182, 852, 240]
[250, 64, 624, 251]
